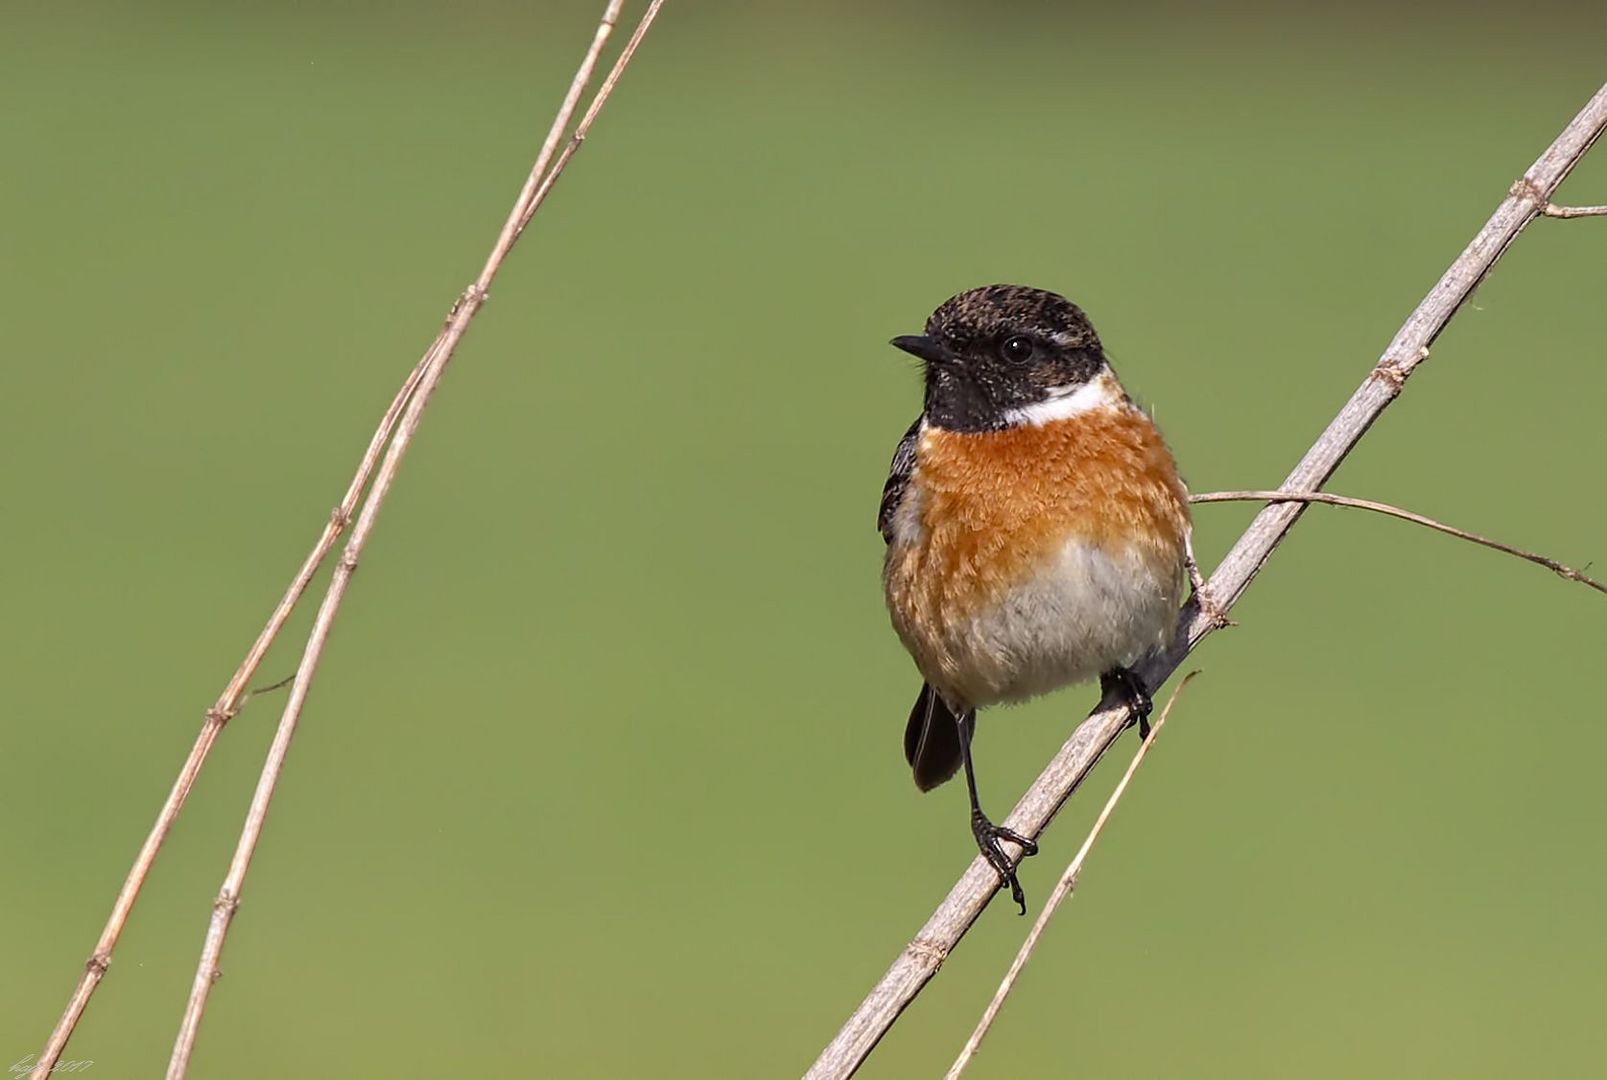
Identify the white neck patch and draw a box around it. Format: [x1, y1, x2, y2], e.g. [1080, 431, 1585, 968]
[1002, 370, 1125, 427]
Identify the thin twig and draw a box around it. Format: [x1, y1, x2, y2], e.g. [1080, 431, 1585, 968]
[514, 0, 667, 239]
[160, 3, 664, 1077]
[246, 672, 299, 697]
[806, 79, 1607, 1080]
[1191, 490, 1606, 595]
[28, 351, 432, 1080]
[1542, 202, 1607, 218]
[947, 673, 1200, 1080]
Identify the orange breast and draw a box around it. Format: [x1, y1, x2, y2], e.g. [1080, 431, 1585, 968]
[888, 407, 1190, 625]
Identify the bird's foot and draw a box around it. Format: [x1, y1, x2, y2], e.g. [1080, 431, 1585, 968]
[1102, 666, 1153, 740]
[971, 808, 1038, 915]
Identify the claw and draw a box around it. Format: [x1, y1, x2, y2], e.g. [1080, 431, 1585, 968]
[1102, 666, 1153, 740]
[955, 706, 1038, 914]
[972, 810, 1037, 914]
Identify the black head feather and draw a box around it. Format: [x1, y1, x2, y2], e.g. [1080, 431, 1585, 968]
[891, 284, 1110, 433]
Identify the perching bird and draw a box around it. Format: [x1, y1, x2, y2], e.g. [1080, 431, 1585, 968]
[879, 284, 1191, 913]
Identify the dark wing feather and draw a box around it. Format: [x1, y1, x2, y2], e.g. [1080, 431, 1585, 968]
[904, 683, 967, 792]
[877, 417, 923, 545]
[884, 420, 960, 789]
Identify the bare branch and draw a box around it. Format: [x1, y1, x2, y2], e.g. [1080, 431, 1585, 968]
[514, 0, 667, 240]
[1191, 490, 1606, 595]
[806, 79, 1607, 1080]
[162, 4, 666, 1075]
[947, 674, 1200, 1080]
[28, 351, 431, 1080]
[1542, 202, 1607, 218]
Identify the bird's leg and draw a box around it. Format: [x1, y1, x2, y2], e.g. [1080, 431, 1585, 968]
[957, 709, 1037, 915]
[1184, 527, 1233, 629]
[1101, 665, 1153, 740]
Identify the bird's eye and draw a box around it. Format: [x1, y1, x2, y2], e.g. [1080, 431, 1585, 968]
[1000, 335, 1035, 363]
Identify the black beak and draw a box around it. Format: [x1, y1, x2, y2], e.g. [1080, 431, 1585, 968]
[890, 334, 950, 365]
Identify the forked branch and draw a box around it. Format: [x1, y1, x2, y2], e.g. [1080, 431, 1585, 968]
[30, 3, 667, 1079]
[165, 4, 665, 1076]
[28, 352, 432, 1080]
[946, 674, 1200, 1079]
[806, 79, 1607, 1080]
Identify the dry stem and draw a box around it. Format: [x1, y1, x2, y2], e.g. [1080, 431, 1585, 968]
[806, 79, 1607, 1080]
[1190, 490, 1605, 595]
[15, 1, 659, 1077]
[1542, 202, 1607, 218]
[29, 353, 432, 1080]
[163, 4, 667, 1075]
[947, 674, 1199, 1079]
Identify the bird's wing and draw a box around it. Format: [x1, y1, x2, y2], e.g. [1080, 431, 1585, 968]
[877, 417, 923, 545]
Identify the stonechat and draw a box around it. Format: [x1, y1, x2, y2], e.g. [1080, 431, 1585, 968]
[879, 284, 1191, 913]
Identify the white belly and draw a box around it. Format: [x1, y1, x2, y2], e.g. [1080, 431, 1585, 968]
[944, 539, 1181, 707]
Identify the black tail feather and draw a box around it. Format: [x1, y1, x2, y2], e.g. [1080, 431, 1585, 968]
[904, 684, 969, 792]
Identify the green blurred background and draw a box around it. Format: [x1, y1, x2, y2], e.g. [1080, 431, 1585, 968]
[4, 2, 1605, 1076]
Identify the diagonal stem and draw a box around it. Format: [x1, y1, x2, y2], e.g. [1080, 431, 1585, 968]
[161, 3, 670, 1076]
[27, 348, 433, 1080]
[947, 674, 1200, 1079]
[806, 78, 1607, 1080]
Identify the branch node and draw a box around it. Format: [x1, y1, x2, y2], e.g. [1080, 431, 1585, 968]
[204, 706, 234, 730]
[1195, 589, 1233, 630]
[445, 284, 485, 324]
[1509, 175, 1547, 205]
[906, 937, 950, 972]
[329, 505, 350, 530]
[212, 891, 239, 917]
[1368, 360, 1409, 396]
[338, 551, 360, 574]
[83, 953, 110, 977]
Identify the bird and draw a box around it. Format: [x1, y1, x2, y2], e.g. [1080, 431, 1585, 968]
[878, 284, 1191, 913]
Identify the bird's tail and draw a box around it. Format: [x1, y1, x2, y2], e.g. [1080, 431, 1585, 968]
[904, 683, 970, 792]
